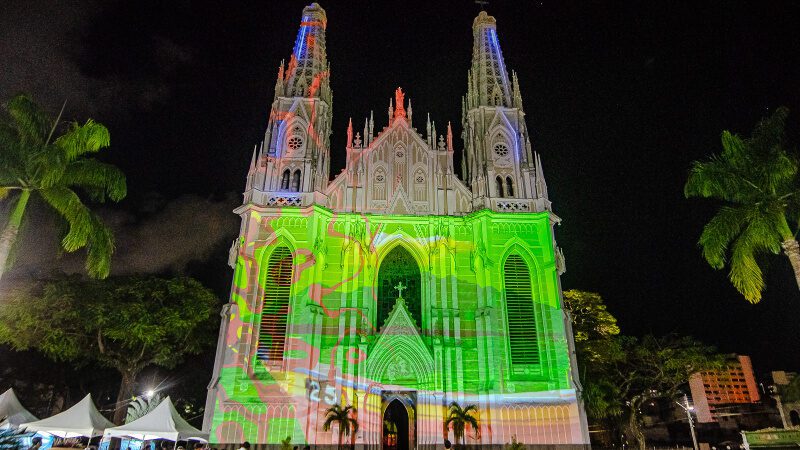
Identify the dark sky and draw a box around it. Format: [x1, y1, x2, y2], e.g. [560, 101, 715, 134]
[2, 0, 800, 375]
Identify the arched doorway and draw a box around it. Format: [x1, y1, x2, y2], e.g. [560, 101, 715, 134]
[383, 399, 409, 450]
[376, 246, 421, 329]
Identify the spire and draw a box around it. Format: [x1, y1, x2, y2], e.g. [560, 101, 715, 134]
[534, 152, 548, 200]
[388, 98, 394, 124]
[407, 99, 413, 126]
[368, 110, 374, 144]
[470, 11, 512, 107]
[426, 113, 432, 146]
[285, 3, 329, 98]
[446, 121, 454, 152]
[512, 70, 523, 109]
[346, 117, 353, 148]
[363, 118, 369, 147]
[274, 61, 285, 98]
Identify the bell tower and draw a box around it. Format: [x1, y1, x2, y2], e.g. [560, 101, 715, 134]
[245, 2, 332, 207]
[462, 11, 550, 212]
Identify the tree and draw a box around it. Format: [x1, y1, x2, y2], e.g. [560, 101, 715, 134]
[685, 107, 800, 303]
[0, 275, 218, 424]
[590, 335, 724, 450]
[563, 290, 623, 422]
[444, 402, 479, 449]
[322, 404, 358, 450]
[0, 94, 126, 283]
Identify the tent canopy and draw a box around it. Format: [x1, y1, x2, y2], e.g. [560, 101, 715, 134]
[21, 394, 113, 438]
[104, 397, 208, 442]
[0, 388, 38, 429]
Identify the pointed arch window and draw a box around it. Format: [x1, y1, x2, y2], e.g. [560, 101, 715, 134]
[496, 176, 505, 198]
[292, 170, 302, 192]
[506, 177, 514, 197]
[280, 170, 291, 190]
[376, 247, 421, 329]
[504, 254, 539, 365]
[257, 246, 294, 363]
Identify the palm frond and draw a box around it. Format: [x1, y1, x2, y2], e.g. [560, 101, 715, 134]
[62, 159, 127, 202]
[84, 213, 115, 279]
[4, 94, 49, 147]
[728, 211, 782, 303]
[38, 187, 93, 252]
[698, 206, 747, 269]
[684, 157, 753, 202]
[54, 119, 110, 162]
[0, 187, 11, 200]
[748, 107, 789, 156]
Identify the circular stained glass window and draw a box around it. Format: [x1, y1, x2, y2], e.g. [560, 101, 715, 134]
[395, 150, 404, 158]
[416, 175, 424, 183]
[287, 136, 303, 150]
[494, 143, 509, 157]
[376, 174, 385, 182]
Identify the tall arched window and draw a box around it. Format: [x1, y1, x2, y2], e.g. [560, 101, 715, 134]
[504, 254, 539, 365]
[376, 246, 421, 329]
[495, 176, 505, 198]
[506, 177, 514, 197]
[257, 247, 293, 362]
[292, 170, 301, 192]
[280, 170, 291, 190]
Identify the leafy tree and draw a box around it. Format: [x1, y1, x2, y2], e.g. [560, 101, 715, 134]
[322, 404, 358, 450]
[0, 275, 218, 424]
[279, 436, 292, 450]
[563, 289, 620, 343]
[444, 402, 479, 449]
[685, 107, 800, 303]
[590, 335, 724, 450]
[0, 94, 126, 282]
[563, 290, 622, 422]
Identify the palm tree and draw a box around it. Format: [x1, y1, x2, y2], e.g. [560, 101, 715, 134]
[0, 94, 126, 282]
[322, 403, 358, 450]
[444, 402, 479, 449]
[685, 106, 800, 303]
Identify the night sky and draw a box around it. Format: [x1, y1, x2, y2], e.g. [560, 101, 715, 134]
[2, 0, 800, 376]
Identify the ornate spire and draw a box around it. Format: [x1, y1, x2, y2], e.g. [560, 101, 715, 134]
[469, 11, 512, 107]
[284, 3, 329, 99]
[446, 121, 454, 152]
[346, 117, 353, 148]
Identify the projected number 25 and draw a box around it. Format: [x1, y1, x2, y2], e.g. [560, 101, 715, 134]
[305, 378, 337, 405]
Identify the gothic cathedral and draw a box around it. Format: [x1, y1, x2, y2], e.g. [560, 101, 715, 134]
[205, 3, 589, 447]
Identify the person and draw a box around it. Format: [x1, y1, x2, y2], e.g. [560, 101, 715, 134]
[194, 444, 205, 450]
[444, 439, 452, 450]
[238, 442, 251, 450]
[28, 437, 42, 450]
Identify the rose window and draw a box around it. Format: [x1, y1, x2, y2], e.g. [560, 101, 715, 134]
[494, 143, 509, 157]
[287, 136, 303, 150]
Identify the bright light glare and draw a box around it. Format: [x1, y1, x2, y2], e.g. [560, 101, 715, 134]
[145, 389, 155, 399]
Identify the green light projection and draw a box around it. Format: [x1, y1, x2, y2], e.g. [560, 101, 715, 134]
[208, 205, 583, 445]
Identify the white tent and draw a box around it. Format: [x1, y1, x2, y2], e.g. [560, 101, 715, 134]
[0, 388, 38, 429]
[103, 397, 208, 442]
[20, 394, 113, 438]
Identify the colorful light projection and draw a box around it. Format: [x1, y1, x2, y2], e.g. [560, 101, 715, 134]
[208, 206, 586, 446]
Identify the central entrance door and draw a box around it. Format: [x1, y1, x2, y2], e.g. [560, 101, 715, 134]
[381, 392, 416, 450]
[383, 399, 408, 450]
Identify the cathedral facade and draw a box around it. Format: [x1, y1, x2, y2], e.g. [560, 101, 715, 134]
[204, 3, 589, 447]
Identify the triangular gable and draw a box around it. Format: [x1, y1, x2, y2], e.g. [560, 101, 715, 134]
[366, 298, 434, 387]
[388, 185, 412, 215]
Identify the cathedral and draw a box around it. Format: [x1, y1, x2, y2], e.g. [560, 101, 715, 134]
[204, 3, 589, 447]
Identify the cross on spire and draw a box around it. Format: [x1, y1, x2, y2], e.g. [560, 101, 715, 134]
[394, 281, 407, 298]
[475, 0, 489, 11]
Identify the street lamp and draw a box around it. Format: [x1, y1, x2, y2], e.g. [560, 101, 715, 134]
[675, 393, 699, 450]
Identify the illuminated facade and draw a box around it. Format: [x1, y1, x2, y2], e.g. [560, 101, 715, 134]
[204, 3, 589, 447]
[689, 355, 760, 423]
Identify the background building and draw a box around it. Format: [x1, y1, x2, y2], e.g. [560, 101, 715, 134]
[203, 3, 588, 447]
[689, 355, 760, 424]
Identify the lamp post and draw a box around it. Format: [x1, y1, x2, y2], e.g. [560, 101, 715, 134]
[675, 393, 698, 450]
